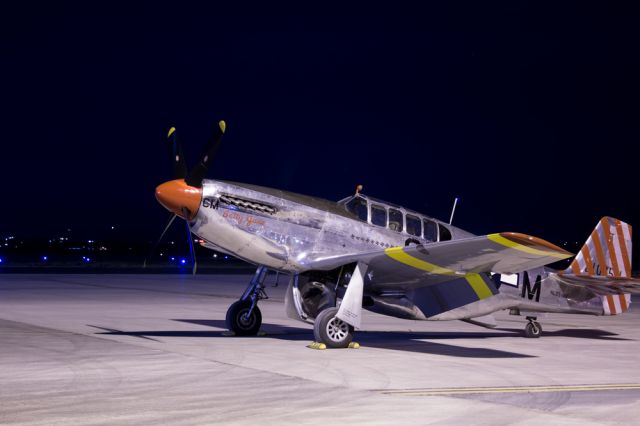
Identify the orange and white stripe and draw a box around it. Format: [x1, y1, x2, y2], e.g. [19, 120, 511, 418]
[567, 217, 632, 278]
[602, 293, 632, 315]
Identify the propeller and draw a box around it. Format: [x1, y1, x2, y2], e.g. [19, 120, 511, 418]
[143, 213, 177, 269]
[168, 127, 187, 179]
[185, 120, 226, 188]
[183, 207, 197, 275]
[146, 121, 227, 274]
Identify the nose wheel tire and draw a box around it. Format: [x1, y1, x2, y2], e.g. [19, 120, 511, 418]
[524, 321, 542, 338]
[226, 300, 262, 336]
[313, 307, 354, 348]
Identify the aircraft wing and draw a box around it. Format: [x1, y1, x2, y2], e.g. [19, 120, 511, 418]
[309, 232, 572, 278]
[308, 232, 572, 324]
[555, 274, 640, 295]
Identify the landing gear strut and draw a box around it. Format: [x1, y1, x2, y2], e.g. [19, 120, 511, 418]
[524, 316, 542, 338]
[225, 266, 268, 336]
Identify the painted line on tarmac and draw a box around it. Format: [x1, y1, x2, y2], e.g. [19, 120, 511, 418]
[381, 383, 640, 396]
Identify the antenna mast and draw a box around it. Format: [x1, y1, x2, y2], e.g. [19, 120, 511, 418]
[449, 197, 459, 225]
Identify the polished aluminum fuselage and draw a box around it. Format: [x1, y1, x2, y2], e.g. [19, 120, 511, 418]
[191, 179, 473, 272]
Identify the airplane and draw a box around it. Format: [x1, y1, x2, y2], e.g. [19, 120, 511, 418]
[152, 121, 640, 347]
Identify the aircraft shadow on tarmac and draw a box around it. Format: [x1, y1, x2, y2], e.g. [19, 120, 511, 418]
[89, 319, 630, 359]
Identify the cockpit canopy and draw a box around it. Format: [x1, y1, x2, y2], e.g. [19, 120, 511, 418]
[339, 194, 451, 242]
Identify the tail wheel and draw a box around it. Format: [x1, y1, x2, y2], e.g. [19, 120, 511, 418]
[524, 321, 542, 338]
[313, 307, 353, 348]
[226, 300, 262, 336]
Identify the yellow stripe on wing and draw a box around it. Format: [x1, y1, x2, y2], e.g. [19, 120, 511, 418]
[384, 247, 456, 275]
[465, 273, 493, 300]
[384, 247, 494, 299]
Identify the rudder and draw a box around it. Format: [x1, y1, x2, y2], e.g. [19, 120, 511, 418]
[566, 217, 632, 278]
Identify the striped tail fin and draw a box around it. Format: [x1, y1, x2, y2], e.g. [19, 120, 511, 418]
[602, 293, 631, 315]
[564, 217, 633, 316]
[566, 217, 633, 278]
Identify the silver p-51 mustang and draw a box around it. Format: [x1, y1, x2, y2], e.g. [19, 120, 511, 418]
[153, 122, 640, 347]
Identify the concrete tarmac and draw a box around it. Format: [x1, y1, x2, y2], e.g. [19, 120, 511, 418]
[1, 274, 639, 425]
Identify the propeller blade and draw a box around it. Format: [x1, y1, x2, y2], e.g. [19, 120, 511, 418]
[182, 208, 198, 275]
[185, 120, 226, 188]
[143, 213, 177, 268]
[168, 127, 187, 179]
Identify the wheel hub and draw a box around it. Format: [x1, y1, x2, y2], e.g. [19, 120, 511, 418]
[326, 316, 349, 342]
[238, 310, 256, 329]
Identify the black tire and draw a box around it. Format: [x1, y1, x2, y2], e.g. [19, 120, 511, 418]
[524, 321, 541, 338]
[226, 300, 262, 336]
[313, 307, 353, 348]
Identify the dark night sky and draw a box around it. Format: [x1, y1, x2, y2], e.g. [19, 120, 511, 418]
[1, 2, 639, 255]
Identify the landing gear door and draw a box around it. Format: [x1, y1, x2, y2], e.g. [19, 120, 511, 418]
[285, 274, 313, 324]
[336, 261, 366, 329]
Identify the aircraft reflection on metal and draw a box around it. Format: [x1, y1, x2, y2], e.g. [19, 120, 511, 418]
[152, 121, 640, 347]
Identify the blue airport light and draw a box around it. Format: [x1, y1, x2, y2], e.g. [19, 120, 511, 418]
[170, 257, 175, 261]
[42, 256, 48, 261]
[180, 259, 186, 265]
[0, 257, 3, 263]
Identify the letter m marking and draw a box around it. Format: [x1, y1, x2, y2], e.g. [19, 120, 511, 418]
[521, 272, 541, 302]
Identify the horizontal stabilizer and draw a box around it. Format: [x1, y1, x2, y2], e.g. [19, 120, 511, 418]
[555, 273, 640, 295]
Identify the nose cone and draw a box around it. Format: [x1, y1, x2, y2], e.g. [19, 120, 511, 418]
[155, 179, 202, 219]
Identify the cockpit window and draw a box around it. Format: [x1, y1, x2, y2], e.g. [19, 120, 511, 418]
[406, 214, 421, 237]
[438, 224, 452, 241]
[345, 197, 368, 222]
[388, 208, 403, 232]
[423, 219, 437, 242]
[370, 204, 387, 227]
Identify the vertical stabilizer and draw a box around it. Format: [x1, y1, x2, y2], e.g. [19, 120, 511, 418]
[566, 217, 632, 278]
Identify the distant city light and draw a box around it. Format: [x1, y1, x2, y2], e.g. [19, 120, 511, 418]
[42, 256, 48, 261]
[170, 257, 175, 261]
[111, 226, 115, 230]
[0, 258, 3, 263]
[224, 256, 229, 260]
[213, 254, 218, 258]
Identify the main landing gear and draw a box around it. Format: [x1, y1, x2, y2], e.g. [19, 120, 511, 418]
[225, 266, 268, 336]
[524, 316, 542, 338]
[313, 307, 354, 349]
